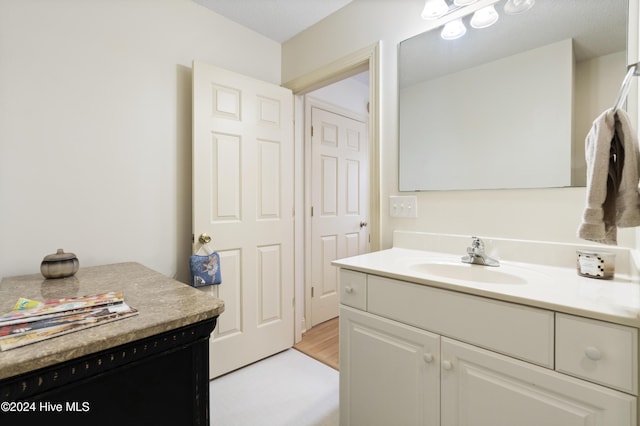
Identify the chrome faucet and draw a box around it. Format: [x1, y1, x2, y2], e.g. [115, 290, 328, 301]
[461, 236, 499, 267]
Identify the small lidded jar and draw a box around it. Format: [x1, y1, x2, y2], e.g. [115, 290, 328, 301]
[576, 250, 615, 279]
[41, 249, 79, 279]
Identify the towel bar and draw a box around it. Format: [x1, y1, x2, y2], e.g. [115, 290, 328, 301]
[613, 62, 640, 111]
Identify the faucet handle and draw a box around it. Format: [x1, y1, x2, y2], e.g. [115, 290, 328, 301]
[464, 236, 500, 266]
[471, 236, 484, 250]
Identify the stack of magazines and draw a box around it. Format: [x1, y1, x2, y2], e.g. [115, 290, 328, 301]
[0, 291, 138, 351]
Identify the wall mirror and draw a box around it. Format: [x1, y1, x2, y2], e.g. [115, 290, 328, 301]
[398, 0, 628, 191]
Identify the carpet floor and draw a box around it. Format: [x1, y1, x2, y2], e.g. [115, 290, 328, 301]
[210, 348, 339, 426]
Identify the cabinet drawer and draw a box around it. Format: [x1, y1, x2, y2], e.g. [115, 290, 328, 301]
[339, 269, 367, 310]
[367, 275, 554, 367]
[556, 313, 638, 394]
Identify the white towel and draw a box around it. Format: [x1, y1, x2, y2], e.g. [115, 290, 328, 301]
[578, 108, 640, 245]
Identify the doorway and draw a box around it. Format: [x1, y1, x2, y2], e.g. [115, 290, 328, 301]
[283, 42, 381, 342]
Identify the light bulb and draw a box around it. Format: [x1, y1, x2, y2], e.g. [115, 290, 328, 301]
[441, 19, 467, 40]
[504, 0, 535, 15]
[421, 0, 449, 20]
[470, 5, 499, 28]
[453, 0, 477, 6]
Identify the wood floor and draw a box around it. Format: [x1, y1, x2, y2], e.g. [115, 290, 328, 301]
[294, 317, 339, 370]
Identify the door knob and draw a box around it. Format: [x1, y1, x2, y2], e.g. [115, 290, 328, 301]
[198, 233, 212, 244]
[359, 221, 368, 229]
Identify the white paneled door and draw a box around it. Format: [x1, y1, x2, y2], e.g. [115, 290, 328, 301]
[192, 62, 294, 378]
[310, 106, 369, 326]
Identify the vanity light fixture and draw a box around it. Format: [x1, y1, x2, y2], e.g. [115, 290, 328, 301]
[441, 18, 467, 40]
[504, 0, 535, 15]
[421, 0, 449, 20]
[453, 0, 478, 6]
[470, 5, 499, 28]
[421, 0, 534, 40]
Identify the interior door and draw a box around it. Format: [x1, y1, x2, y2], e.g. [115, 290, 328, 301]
[192, 61, 294, 378]
[310, 106, 369, 326]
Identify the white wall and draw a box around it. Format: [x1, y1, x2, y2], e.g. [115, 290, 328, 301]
[283, 0, 637, 249]
[0, 0, 281, 280]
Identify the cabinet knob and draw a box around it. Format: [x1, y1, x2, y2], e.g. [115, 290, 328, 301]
[585, 346, 602, 361]
[423, 353, 434, 363]
[345, 286, 354, 294]
[442, 360, 453, 371]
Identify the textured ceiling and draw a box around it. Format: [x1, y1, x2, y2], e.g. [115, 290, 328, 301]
[193, 0, 354, 43]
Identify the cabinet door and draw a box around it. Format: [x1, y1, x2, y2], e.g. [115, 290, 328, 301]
[340, 306, 440, 426]
[441, 337, 636, 426]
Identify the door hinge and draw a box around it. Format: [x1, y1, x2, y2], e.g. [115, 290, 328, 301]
[311, 206, 314, 217]
[311, 126, 314, 137]
[311, 287, 315, 297]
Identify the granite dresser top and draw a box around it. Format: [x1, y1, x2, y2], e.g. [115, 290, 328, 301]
[0, 262, 225, 380]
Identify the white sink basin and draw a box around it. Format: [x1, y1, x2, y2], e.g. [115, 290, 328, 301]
[409, 261, 529, 285]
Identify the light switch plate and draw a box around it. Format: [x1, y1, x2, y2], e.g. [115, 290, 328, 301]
[389, 196, 418, 218]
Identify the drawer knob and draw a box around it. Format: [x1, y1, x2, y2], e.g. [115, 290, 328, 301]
[585, 346, 602, 361]
[423, 353, 434, 363]
[442, 360, 453, 371]
[344, 286, 354, 294]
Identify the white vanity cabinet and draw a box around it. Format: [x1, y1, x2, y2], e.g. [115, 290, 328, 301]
[339, 269, 638, 426]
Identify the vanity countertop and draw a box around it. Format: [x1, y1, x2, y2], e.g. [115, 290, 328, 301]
[333, 247, 640, 328]
[0, 262, 224, 380]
